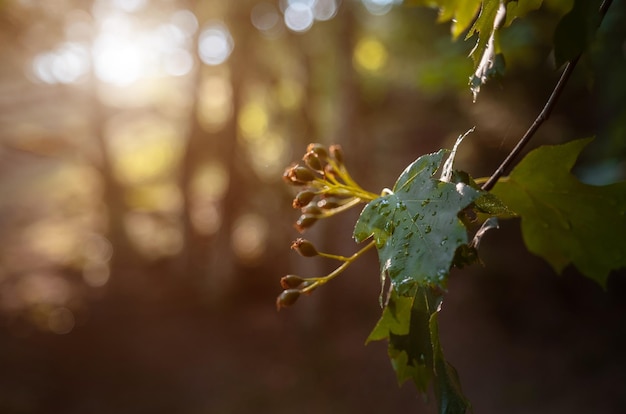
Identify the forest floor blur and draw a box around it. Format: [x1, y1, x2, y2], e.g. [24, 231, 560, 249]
[0, 222, 625, 414]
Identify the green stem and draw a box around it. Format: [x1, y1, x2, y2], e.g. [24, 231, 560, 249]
[319, 197, 365, 217]
[301, 240, 376, 293]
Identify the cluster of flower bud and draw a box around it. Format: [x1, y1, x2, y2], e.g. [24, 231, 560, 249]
[275, 239, 321, 310]
[276, 273, 318, 310]
[283, 143, 376, 233]
[277, 144, 379, 311]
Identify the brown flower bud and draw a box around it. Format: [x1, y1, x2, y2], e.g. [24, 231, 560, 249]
[276, 289, 301, 310]
[295, 214, 317, 232]
[303, 151, 324, 171]
[306, 143, 328, 160]
[323, 163, 338, 180]
[280, 274, 306, 289]
[301, 203, 322, 216]
[283, 164, 316, 186]
[293, 190, 316, 209]
[317, 196, 342, 209]
[329, 144, 344, 164]
[290, 238, 318, 257]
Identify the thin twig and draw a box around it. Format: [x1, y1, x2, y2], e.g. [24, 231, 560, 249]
[481, 0, 614, 192]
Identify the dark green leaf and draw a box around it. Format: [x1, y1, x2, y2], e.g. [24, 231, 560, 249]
[430, 312, 472, 414]
[354, 150, 481, 295]
[368, 287, 470, 413]
[554, 0, 602, 67]
[492, 138, 626, 286]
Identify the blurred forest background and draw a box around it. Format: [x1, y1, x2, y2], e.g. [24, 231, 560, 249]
[0, 0, 625, 413]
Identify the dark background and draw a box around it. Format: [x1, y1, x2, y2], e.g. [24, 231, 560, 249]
[0, 1, 625, 413]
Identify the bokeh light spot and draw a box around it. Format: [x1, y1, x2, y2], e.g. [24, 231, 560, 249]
[239, 102, 269, 141]
[314, 0, 338, 21]
[354, 36, 388, 73]
[163, 48, 194, 77]
[198, 76, 233, 132]
[125, 212, 183, 259]
[198, 23, 233, 66]
[106, 115, 183, 185]
[231, 213, 269, 264]
[48, 307, 75, 334]
[284, 3, 314, 32]
[276, 79, 304, 110]
[31, 43, 90, 84]
[171, 9, 198, 37]
[251, 2, 281, 33]
[113, 0, 147, 13]
[83, 262, 111, 287]
[361, 0, 398, 16]
[246, 132, 289, 181]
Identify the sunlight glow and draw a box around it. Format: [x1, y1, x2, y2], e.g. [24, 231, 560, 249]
[93, 32, 148, 85]
[106, 114, 183, 185]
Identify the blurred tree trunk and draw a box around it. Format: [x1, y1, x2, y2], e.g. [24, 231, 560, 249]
[177, 26, 209, 283]
[333, 6, 368, 180]
[87, 76, 136, 290]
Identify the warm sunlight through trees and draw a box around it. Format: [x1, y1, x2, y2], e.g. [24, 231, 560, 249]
[0, 0, 624, 413]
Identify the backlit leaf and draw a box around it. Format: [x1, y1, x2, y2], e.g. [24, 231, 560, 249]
[492, 138, 626, 286]
[437, 0, 482, 39]
[354, 150, 481, 295]
[467, 0, 507, 101]
[504, 0, 544, 26]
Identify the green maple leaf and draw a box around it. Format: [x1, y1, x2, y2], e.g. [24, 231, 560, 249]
[367, 287, 471, 414]
[467, 0, 506, 101]
[504, 0, 544, 26]
[492, 138, 626, 286]
[353, 150, 481, 295]
[436, 0, 482, 39]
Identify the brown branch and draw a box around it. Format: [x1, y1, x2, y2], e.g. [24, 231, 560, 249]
[481, 0, 614, 192]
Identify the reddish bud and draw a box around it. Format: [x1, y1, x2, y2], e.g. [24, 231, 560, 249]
[303, 151, 324, 171]
[323, 163, 338, 180]
[290, 238, 319, 257]
[280, 275, 306, 289]
[329, 144, 344, 164]
[283, 164, 316, 186]
[301, 203, 322, 216]
[306, 143, 328, 159]
[293, 191, 316, 209]
[317, 197, 342, 209]
[276, 289, 301, 310]
[295, 214, 317, 232]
